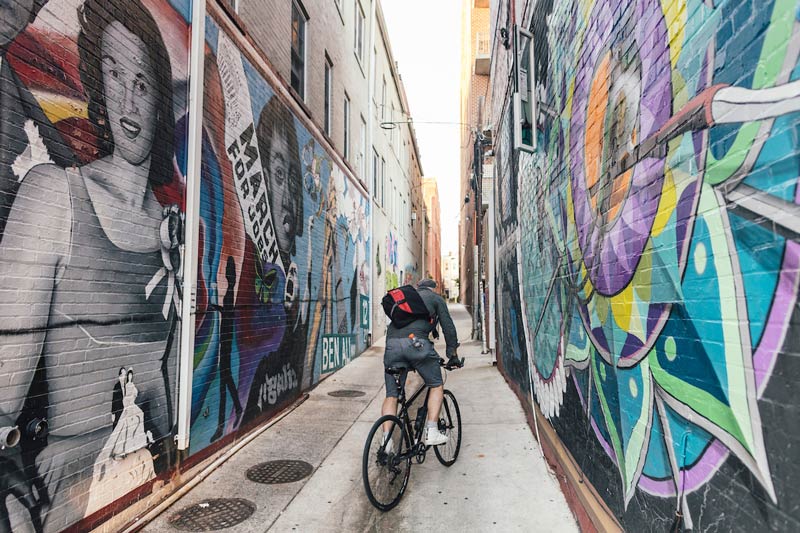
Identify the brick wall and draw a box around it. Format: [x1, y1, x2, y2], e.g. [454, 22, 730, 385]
[189, 10, 371, 453]
[0, 1, 374, 531]
[492, 0, 800, 530]
[459, 0, 490, 310]
[0, 0, 191, 530]
[239, 0, 372, 180]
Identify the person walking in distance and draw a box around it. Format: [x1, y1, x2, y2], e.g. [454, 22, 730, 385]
[211, 257, 244, 442]
[382, 279, 462, 447]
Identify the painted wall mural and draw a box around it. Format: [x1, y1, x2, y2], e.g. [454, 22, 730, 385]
[0, 0, 190, 531]
[498, 0, 800, 529]
[189, 17, 371, 452]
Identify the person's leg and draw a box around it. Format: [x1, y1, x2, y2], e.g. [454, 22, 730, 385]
[413, 345, 448, 445]
[381, 369, 406, 433]
[381, 396, 398, 433]
[426, 385, 444, 424]
[382, 339, 407, 434]
[211, 362, 227, 441]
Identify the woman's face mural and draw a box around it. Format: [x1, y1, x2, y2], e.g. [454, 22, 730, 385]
[101, 21, 158, 166]
[267, 127, 298, 254]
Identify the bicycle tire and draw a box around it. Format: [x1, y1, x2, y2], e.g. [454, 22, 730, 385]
[362, 415, 412, 511]
[433, 390, 462, 466]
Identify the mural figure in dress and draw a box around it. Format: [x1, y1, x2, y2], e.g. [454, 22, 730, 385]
[0, 0, 179, 529]
[106, 370, 155, 458]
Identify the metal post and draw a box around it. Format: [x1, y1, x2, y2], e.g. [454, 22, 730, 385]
[175, 0, 207, 451]
[366, 0, 378, 344]
[487, 164, 497, 360]
[472, 133, 485, 341]
[421, 207, 426, 281]
[472, 244, 479, 338]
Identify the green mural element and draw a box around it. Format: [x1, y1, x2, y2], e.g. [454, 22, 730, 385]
[505, 0, 800, 527]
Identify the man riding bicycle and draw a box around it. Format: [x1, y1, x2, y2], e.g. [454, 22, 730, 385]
[382, 279, 462, 447]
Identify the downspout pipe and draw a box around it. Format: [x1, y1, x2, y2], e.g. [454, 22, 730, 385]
[366, 0, 378, 345]
[175, 0, 207, 452]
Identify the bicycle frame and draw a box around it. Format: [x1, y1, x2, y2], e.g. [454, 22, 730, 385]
[382, 372, 432, 464]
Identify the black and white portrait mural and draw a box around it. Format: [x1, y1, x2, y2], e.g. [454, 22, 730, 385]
[0, 0, 191, 530]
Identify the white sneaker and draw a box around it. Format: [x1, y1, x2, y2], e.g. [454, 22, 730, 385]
[382, 435, 394, 455]
[423, 427, 448, 446]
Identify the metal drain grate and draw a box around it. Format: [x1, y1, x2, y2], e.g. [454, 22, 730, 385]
[168, 498, 256, 531]
[327, 389, 366, 397]
[246, 460, 313, 484]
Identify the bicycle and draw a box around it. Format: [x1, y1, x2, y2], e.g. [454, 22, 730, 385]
[362, 357, 464, 511]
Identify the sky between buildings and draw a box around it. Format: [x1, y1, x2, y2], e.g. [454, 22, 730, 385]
[381, 0, 464, 259]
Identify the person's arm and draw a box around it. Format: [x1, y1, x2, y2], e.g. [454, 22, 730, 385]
[0, 164, 69, 430]
[433, 296, 459, 356]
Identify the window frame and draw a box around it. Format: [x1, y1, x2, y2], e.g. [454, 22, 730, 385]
[372, 148, 380, 204]
[381, 77, 387, 120]
[359, 115, 367, 179]
[380, 156, 386, 208]
[334, 0, 344, 23]
[354, 1, 366, 66]
[513, 25, 536, 152]
[290, 0, 308, 100]
[324, 54, 333, 135]
[343, 92, 351, 159]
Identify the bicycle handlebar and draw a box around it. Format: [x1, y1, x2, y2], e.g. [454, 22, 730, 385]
[440, 356, 464, 371]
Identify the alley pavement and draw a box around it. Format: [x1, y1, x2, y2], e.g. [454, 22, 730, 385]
[142, 305, 578, 532]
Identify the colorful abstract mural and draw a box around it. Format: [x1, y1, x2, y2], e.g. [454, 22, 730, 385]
[188, 16, 371, 452]
[0, 0, 190, 531]
[496, 0, 800, 529]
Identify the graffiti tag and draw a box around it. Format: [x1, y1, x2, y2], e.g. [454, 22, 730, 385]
[257, 362, 299, 407]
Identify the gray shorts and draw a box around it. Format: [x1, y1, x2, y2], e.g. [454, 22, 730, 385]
[384, 336, 443, 397]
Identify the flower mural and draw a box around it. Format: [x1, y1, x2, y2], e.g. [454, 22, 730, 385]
[507, 0, 800, 528]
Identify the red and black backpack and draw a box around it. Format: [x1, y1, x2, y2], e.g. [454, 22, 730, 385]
[381, 285, 431, 328]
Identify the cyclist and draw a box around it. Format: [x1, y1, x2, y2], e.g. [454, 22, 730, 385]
[382, 279, 461, 447]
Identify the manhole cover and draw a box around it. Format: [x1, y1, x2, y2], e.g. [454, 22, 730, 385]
[328, 389, 366, 397]
[246, 460, 313, 484]
[168, 498, 256, 531]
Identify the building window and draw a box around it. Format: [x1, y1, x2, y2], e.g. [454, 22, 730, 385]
[381, 77, 386, 120]
[359, 115, 366, 179]
[343, 92, 351, 159]
[404, 198, 408, 235]
[354, 1, 365, 65]
[380, 156, 386, 208]
[372, 148, 380, 204]
[389, 102, 394, 144]
[291, 0, 307, 99]
[324, 54, 333, 135]
[225, 0, 238, 12]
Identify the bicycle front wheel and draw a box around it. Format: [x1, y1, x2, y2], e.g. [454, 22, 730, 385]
[362, 415, 412, 511]
[434, 390, 462, 466]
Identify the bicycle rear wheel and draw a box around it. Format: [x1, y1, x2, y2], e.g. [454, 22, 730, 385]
[363, 415, 412, 511]
[433, 390, 462, 466]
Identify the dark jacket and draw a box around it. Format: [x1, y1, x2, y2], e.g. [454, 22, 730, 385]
[386, 286, 459, 356]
